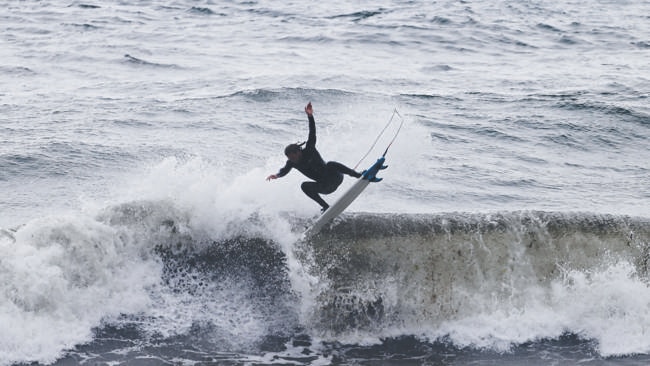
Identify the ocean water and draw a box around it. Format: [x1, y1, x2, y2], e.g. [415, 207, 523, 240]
[1, 0, 649, 365]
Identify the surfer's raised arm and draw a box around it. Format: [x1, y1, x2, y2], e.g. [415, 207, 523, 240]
[305, 102, 316, 149]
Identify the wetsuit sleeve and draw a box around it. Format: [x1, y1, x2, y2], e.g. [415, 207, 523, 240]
[306, 114, 316, 149]
[276, 160, 292, 178]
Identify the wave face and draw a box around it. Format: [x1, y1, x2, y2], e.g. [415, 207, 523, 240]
[2, 201, 650, 364]
[302, 211, 650, 355]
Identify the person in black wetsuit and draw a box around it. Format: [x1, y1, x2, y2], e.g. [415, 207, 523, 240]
[266, 102, 361, 213]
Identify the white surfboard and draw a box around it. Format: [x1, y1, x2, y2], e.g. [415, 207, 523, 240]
[303, 156, 387, 239]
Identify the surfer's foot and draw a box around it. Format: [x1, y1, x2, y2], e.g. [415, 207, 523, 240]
[320, 205, 329, 214]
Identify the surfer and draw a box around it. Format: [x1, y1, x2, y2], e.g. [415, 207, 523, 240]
[266, 102, 362, 213]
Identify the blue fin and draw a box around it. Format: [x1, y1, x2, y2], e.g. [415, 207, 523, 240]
[361, 157, 387, 182]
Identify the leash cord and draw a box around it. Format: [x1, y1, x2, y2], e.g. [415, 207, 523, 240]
[354, 108, 404, 170]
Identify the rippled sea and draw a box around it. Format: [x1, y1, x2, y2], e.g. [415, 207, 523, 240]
[1, 1, 649, 365]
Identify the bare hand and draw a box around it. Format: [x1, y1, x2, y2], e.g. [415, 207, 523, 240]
[266, 174, 278, 181]
[304, 102, 313, 116]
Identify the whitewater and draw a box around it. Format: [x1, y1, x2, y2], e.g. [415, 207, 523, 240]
[1, 1, 649, 365]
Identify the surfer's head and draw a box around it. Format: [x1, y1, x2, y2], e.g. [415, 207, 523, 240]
[284, 143, 303, 163]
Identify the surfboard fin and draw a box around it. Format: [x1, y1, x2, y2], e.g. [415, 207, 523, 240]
[361, 157, 387, 182]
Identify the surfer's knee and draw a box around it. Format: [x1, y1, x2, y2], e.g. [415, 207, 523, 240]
[301, 181, 315, 194]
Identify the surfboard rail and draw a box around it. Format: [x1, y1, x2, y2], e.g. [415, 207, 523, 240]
[302, 156, 387, 239]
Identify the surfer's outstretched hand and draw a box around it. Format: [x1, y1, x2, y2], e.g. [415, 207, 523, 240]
[305, 102, 313, 116]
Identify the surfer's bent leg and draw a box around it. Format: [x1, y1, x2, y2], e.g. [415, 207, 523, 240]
[301, 174, 343, 211]
[327, 161, 362, 178]
[301, 181, 330, 210]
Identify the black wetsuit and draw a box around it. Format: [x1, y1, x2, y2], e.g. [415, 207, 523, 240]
[276, 114, 359, 210]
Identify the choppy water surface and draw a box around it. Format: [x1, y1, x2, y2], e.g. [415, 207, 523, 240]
[1, 1, 649, 365]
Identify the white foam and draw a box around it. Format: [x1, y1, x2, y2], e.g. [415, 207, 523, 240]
[430, 261, 650, 356]
[0, 215, 161, 365]
[111, 156, 311, 236]
[104, 157, 325, 324]
[552, 262, 650, 356]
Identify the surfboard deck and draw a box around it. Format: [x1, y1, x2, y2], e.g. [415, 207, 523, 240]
[302, 156, 387, 239]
